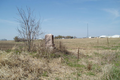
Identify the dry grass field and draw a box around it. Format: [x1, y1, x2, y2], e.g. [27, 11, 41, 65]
[0, 41, 24, 51]
[55, 38, 120, 50]
[0, 38, 120, 80]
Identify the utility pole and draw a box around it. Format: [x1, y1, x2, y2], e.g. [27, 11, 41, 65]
[87, 23, 89, 38]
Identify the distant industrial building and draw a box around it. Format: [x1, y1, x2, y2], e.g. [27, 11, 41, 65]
[111, 35, 120, 38]
[99, 35, 120, 38]
[99, 35, 107, 38]
[89, 36, 95, 38]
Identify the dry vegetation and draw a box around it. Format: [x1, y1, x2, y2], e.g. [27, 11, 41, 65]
[0, 41, 23, 51]
[55, 38, 120, 50]
[0, 38, 120, 80]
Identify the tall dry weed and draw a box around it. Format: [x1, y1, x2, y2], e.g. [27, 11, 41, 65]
[0, 51, 51, 80]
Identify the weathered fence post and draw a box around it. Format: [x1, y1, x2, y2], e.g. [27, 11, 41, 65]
[77, 48, 79, 61]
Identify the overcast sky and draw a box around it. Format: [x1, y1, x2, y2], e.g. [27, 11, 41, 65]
[0, 0, 120, 40]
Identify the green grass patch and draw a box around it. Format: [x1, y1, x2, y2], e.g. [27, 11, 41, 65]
[67, 62, 85, 68]
[111, 46, 120, 50]
[103, 66, 120, 80]
[63, 54, 85, 68]
[94, 46, 110, 50]
[94, 52, 102, 57]
[5, 49, 11, 53]
[103, 52, 120, 80]
[86, 71, 95, 76]
[42, 71, 48, 77]
[77, 73, 81, 76]
[55, 77, 61, 80]
[94, 45, 120, 50]
[92, 64, 102, 72]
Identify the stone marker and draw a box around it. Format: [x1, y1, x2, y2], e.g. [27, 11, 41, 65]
[45, 34, 55, 50]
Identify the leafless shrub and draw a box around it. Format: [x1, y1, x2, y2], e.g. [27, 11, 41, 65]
[17, 7, 43, 51]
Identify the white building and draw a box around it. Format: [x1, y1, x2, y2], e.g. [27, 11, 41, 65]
[89, 36, 92, 38]
[99, 35, 107, 38]
[99, 35, 120, 38]
[111, 35, 120, 38]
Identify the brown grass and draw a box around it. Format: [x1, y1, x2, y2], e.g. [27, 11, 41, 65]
[0, 41, 24, 51]
[0, 38, 120, 80]
[55, 38, 120, 50]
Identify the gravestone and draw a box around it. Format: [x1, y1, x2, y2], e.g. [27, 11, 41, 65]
[45, 34, 55, 50]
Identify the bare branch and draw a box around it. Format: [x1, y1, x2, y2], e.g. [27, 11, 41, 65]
[17, 7, 43, 51]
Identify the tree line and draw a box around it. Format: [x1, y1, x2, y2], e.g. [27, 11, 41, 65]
[14, 36, 27, 42]
[54, 35, 77, 39]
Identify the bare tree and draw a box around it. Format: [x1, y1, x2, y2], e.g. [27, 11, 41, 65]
[17, 7, 43, 51]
